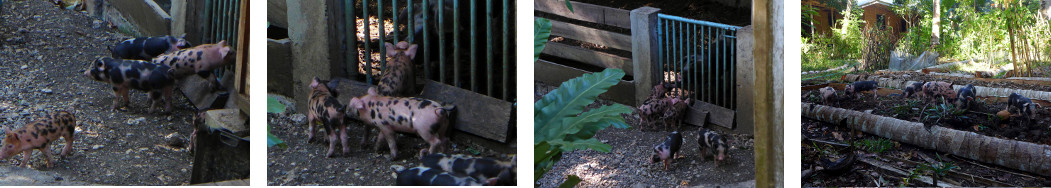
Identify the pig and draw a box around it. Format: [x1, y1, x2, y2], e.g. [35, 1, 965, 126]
[307, 77, 349, 158]
[638, 82, 676, 128]
[421, 153, 516, 186]
[659, 97, 690, 130]
[819, 86, 837, 104]
[0, 111, 76, 168]
[1007, 92, 1041, 121]
[152, 41, 232, 89]
[394, 166, 497, 186]
[83, 57, 176, 113]
[901, 82, 925, 98]
[699, 128, 728, 166]
[377, 41, 418, 97]
[110, 35, 191, 60]
[955, 84, 976, 109]
[650, 131, 683, 170]
[844, 80, 879, 99]
[921, 81, 957, 103]
[346, 87, 453, 159]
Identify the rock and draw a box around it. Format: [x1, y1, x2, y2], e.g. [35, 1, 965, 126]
[289, 114, 307, 124]
[91, 145, 103, 150]
[19, 65, 27, 70]
[164, 132, 185, 148]
[125, 117, 146, 125]
[41, 89, 52, 94]
[92, 20, 103, 29]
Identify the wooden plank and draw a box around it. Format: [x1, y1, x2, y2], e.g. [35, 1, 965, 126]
[534, 0, 631, 29]
[549, 20, 631, 50]
[328, 79, 513, 143]
[541, 42, 634, 75]
[535, 59, 637, 106]
[234, 0, 250, 114]
[111, 0, 172, 36]
[685, 100, 735, 129]
[419, 81, 513, 143]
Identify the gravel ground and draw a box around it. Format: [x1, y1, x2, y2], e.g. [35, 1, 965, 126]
[534, 81, 756, 187]
[0, 1, 197, 185]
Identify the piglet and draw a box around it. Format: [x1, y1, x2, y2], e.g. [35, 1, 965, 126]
[421, 153, 516, 185]
[110, 35, 191, 60]
[650, 131, 682, 170]
[819, 86, 837, 104]
[902, 82, 925, 98]
[394, 166, 497, 186]
[955, 84, 976, 109]
[699, 128, 728, 166]
[152, 41, 232, 90]
[844, 80, 879, 99]
[83, 57, 175, 113]
[921, 81, 957, 103]
[0, 111, 76, 168]
[307, 77, 349, 157]
[378, 41, 419, 97]
[1007, 92, 1041, 121]
[346, 87, 453, 159]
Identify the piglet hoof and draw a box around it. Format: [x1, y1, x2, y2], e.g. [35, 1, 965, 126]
[326, 151, 336, 158]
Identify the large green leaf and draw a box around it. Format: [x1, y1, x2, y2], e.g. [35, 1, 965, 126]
[549, 138, 612, 153]
[534, 69, 625, 143]
[535, 18, 552, 62]
[267, 124, 287, 148]
[534, 141, 562, 181]
[267, 95, 287, 114]
[559, 104, 631, 139]
[559, 175, 582, 188]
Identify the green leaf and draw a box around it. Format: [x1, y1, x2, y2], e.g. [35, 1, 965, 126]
[559, 175, 582, 188]
[534, 142, 562, 181]
[267, 126, 287, 148]
[267, 95, 287, 114]
[561, 104, 631, 140]
[564, 0, 574, 12]
[534, 69, 625, 143]
[534, 18, 552, 62]
[550, 138, 612, 153]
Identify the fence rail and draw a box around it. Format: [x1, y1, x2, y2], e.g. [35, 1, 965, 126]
[657, 13, 741, 111]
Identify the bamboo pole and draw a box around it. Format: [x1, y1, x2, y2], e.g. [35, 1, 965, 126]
[802, 102, 1051, 176]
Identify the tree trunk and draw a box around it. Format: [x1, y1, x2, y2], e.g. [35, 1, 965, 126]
[840, 0, 854, 34]
[801, 102, 1051, 176]
[932, 0, 941, 47]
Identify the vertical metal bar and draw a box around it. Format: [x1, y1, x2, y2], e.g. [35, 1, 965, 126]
[660, 18, 666, 82]
[486, 0, 493, 96]
[717, 30, 723, 107]
[438, 0, 446, 83]
[347, 0, 358, 78]
[393, 0, 400, 42]
[676, 21, 682, 93]
[502, 0, 509, 100]
[202, 0, 211, 42]
[364, 0, 374, 84]
[689, 23, 695, 99]
[453, 0, 460, 87]
[703, 26, 709, 103]
[470, 0, 477, 92]
[422, 0, 429, 79]
[730, 31, 736, 110]
[379, 0, 387, 70]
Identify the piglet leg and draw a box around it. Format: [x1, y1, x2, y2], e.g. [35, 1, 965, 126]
[19, 150, 31, 167]
[40, 146, 53, 168]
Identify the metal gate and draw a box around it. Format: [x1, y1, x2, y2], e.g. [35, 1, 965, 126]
[656, 14, 740, 110]
[200, 0, 244, 88]
[340, 0, 515, 101]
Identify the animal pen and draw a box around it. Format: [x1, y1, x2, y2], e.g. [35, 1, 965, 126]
[535, 0, 750, 131]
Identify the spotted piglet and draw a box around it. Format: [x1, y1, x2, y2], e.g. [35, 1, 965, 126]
[378, 41, 419, 97]
[393, 166, 497, 186]
[921, 81, 957, 103]
[901, 82, 925, 99]
[421, 153, 516, 186]
[844, 80, 879, 99]
[1007, 93, 1041, 121]
[699, 128, 728, 166]
[955, 84, 976, 109]
[819, 86, 837, 104]
[110, 35, 191, 60]
[152, 41, 232, 89]
[0, 111, 76, 168]
[346, 87, 453, 160]
[83, 57, 176, 113]
[307, 77, 349, 158]
[650, 131, 682, 170]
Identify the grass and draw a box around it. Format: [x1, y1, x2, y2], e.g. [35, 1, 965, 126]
[802, 59, 852, 72]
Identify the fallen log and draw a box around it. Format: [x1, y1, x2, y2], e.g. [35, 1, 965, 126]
[802, 102, 1051, 176]
[837, 75, 1051, 102]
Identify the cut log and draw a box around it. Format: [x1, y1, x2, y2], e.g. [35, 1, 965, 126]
[802, 102, 1051, 176]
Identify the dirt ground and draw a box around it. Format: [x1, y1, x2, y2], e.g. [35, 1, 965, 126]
[265, 112, 515, 186]
[0, 1, 198, 185]
[800, 76, 1051, 186]
[534, 82, 755, 187]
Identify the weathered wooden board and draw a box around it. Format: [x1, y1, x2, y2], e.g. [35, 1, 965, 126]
[328, 79, 514, 143]
[684, 100, 735, 129]
[535, 59, 637, 106]
[111, 0, 171, 36]
[542, 43, 634, 75]
[549, 20, 632, 50]
[534, 0, 631, 29]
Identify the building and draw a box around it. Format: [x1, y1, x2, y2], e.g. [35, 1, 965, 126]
[803, 0, 910, 37]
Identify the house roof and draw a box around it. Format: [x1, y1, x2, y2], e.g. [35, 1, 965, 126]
[857, 0, 894, 8]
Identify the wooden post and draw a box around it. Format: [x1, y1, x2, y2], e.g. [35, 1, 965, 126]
[630, 7, 660, 107]
[233, 0, 250, 114]
[752, 0, 783, 187]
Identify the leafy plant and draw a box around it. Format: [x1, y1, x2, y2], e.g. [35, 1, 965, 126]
[267, 96, 288, 148]
[534, 69, 631, 186]
[917, 155, 958, 186]
[852, 138, 895, 153]
[922, 97, 966, 123]
[535, 18, 552, 62]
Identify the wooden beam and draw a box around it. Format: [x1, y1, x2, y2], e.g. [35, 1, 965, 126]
[110, 0, 172, 36]
[549, 20, 631, 50]
[541, 42, 634, 75]
[534, 0, 631, 29]
[685, 100, 735, 129]
[535, 59, 637, 106]
[234, 0, 250, 114]
[753, 0, 784, 186]
[419, 81, 513, 143]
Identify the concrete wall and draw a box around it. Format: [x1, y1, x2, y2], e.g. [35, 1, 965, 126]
[268, 39, 294, 97]
[734, 25, 755, 135]
[287, 0, 335, 111]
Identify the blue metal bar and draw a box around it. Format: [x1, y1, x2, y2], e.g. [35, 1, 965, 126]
[486, 0, 493, 95]
[438, 0, 446, 83]
[470, 0, 477, 92]
[502, 0, 509, 100]
[407, 0, 414, 42]
[363, 0, 373, 84]
[658, 14, 741, 30]
[453, 0, 459, 87]
[422, 0, 429, 79]
[346, 0, 357, 78]
[378, 0, 387, 70]
[393, 0, 399, 41]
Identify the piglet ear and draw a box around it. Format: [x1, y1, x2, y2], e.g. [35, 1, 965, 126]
[385, 42, 397, 57]
[405, 44, 418, 59]
[310, 77, 320, 88]
[351, 98, 364, 110]
[367, 87, 378, 95]
[217, 40, 227, 46]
